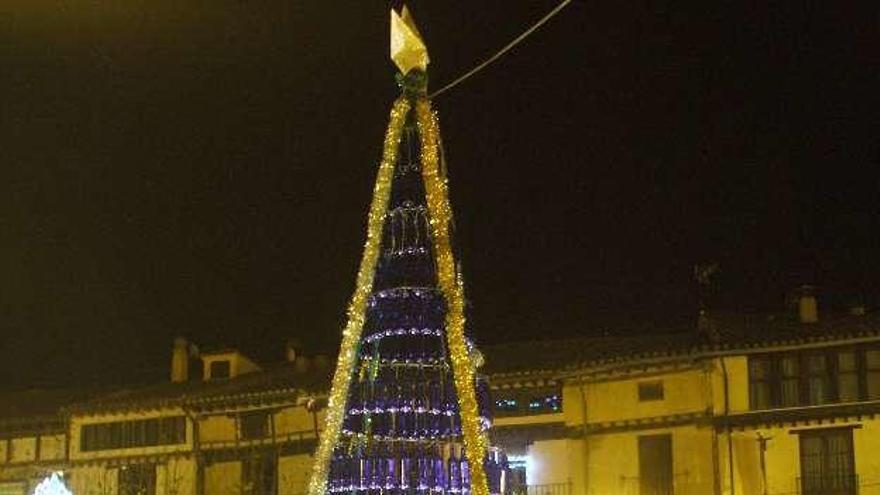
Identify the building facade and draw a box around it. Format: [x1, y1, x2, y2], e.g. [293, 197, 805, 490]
[3, 297, 880, 495]
[0, 347, 329, 495]
[487, 299, 880, 495]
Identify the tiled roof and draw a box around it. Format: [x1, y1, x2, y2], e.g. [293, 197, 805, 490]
[709, 312, 880, 346]
[0, 388, 101, 436]
[2, 312, 878, 421]
[481, 333, 699, 376]
[0, 389, 93, 421]
[67, 363, 332, 413]
[482, 312, 880, 376]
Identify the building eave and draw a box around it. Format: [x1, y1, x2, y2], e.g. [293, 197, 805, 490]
[719, 400, 880, 430]
[558, 331, 880, 381]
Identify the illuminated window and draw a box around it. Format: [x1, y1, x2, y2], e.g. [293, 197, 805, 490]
[495, 398, 518, 411]
[527, 395, 561, 412]
[638, 381, 664, 402]
[494, 388, 561, 416]
[506, 455, 528, 494]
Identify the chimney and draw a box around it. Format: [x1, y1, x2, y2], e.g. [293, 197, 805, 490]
[698, 309, 721, 344]
[284, 339, 299, 363]
[171, 337, 189, 383]
[797, 286, 818, 324]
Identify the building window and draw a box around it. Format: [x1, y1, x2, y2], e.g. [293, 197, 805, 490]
[798, 428, 856, 495]
[492, 387, 561, 416]
[527, 395, 562, 413]
[638, 381, 664, 402]
[779, 355, 801, 407]
[866, 349, 880, 399]
[240, 411, 270, 440]
[495, 398, 518, 412]
[81, 417, 186, 452]
[837, 351, 859, 402]
[638, 434, 673, 495]
[242, 453, 277, 495]
[209, 360, 231, 380]
[749, 346, 880, 410]
[506, 455, 528, 495]
[805, 354, 831, 405]
[749, 357, 772, 409]
[119, 464, 156, 495]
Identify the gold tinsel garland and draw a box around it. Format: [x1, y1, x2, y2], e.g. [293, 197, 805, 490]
[307, 97, 411, 495]
[307, 94, 490, 495]
[416, 98, 490, 495]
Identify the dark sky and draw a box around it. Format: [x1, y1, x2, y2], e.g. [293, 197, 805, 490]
[1, 1, 877, 390]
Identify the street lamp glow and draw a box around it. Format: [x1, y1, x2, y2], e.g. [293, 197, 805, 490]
[33, 472, 72, 495]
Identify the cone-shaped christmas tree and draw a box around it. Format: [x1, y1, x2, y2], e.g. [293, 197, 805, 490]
[307, 8, 504, 495]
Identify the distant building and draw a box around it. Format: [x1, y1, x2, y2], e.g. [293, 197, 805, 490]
[0, 344, 330, 495]
[2, 293, 880, 495]
[486, 293, 880, 495]
[0, 389, 86, 495]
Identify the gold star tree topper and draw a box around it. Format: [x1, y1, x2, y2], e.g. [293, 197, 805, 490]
[390, 6, 429, 75]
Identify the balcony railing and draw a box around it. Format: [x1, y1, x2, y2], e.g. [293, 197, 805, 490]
[507, 482, 571, 495]
[797, 473, 859, 495]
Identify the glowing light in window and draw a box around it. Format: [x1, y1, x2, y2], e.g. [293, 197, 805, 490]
[527, 395, 561, 412]
[33, 472, 72, 495]
[507, 454, 529, 469]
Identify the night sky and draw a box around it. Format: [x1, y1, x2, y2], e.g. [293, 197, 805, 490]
[2, 1, 877, 390]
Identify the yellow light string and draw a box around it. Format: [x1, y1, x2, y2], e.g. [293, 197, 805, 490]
[307, 96, 412, 495]
[416, 98, 490, 495]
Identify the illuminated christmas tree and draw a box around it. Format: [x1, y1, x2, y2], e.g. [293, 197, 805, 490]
[307, 7, 504, 495]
